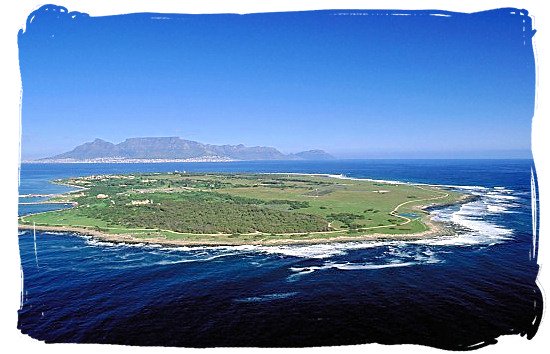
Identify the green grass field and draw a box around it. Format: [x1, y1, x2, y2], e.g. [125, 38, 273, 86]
[19, 172, 466, 243]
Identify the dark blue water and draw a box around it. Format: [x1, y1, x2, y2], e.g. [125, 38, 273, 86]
[18, 203, 74, 216]
[17, 160, 542, 349]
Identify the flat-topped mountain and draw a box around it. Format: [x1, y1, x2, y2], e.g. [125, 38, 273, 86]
[39, 137, 334, 162]
[289, 149, 335, 161]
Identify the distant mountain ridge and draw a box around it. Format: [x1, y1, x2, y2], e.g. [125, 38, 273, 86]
[40, 137, 334, 162]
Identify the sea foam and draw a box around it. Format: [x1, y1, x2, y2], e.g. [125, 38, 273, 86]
[234, 292, 299, 303]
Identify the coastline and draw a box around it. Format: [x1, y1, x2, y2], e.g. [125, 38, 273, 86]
[18, 216, 453, 247]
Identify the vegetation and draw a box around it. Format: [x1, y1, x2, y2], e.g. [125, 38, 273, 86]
[19, 172, 466, 243]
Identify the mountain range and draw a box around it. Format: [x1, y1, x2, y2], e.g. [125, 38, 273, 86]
[38, 137, 334, 162]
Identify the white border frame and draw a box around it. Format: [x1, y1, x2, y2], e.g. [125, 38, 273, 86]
[2, 1, 548, 353]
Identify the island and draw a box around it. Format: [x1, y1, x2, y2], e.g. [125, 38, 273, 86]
[18, 173, 473, 246]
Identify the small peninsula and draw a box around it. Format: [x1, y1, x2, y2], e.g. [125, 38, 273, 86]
[19, 173, 471, 246]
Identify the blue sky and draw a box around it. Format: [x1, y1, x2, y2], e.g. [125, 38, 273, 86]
[18, 7, 535, 159]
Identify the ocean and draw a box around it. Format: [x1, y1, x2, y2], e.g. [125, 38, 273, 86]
[17, 159, 542, 349]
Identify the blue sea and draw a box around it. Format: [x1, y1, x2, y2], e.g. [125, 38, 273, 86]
[17, 160, 542, 349]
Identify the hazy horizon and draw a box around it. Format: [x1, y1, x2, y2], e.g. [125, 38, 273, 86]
[22, 135, 532, 160]
[19, 8, 535, 160]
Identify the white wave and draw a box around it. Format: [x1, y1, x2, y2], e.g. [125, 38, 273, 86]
[234, 292, 298, 303]
[384, 246, 442, 264]
[156, 252, 243, 265]
[289, 265, 324, 273]
[421, 248, 434, 256]
[289, 258, 439, 276]
[421, 184, 521, 247]
[485, 192, 519, 201]
[253, 244, 347, 259]
[85, 238, 144, 248]
[414, 232, 505, 246]
[155, 245, 206, 252]
[53, 245, 87, 251]
[414, 201, 513, 247]
[471, 187, 522, 215]
[486, 200, 519, 207]
[46, 231, 79, 236]
[414, 252, 441, 263]
[81, 238, 358, 260]
[330, 261, 417, 270]
[76, 234, 438, 261]
[384, 245, 433, 263]
[446, 201, 512, 241]
[156, 242, 402, 259]
[486, 204, 509, 213]
[287, 247, 444, 280]
[148, 259, 197, 266]
[493, 186, 514, 193]
[251, 241, 408, 259]
[445, 185, 489, 191]
[451, 203, 511, 234]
